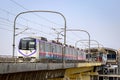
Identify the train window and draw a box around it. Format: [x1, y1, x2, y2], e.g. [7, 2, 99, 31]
[65, 47, 68, 54]
[74, 49, 76, 55]
[107, 55, 111, 58]
[67, 47, 69, 54]
[107, 54, 116, 60]
[72, 49, 74, 55]
[86, 54, 91, 58]
[29, 42, 36, 50]
[19, 40, 28, 50]
[112, 54, 116, 59]
[67, 47, 70, 54]
[45, 43, 50, 52]
[59, 46, 62, 53]
[57, 45, 61, 53]
[75, 49, 77, 56]
[69, 48, 72, 55]
[72, 48, 74, 59]
[51, 45, 54, 52]
[40, 42, 45, 52]
[19, 38, 36, 50]
[52, 44, 56, 53]
[55, 45, 57, 53]
[73, 49, 75, 55]
[65, 47, 67, 54]
[77, 50, 80, 56]
[56, 45, 59, 53]
[71, 48, 73, 55]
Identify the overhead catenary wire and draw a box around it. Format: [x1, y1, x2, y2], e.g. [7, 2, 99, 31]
[0, 8, 54, 29]
[0, 24, 55, 40]
[0, 9, 57, 39]
[0, 17, 56, 39]
[0, 13, 86, 46]
[0, 1, 87, 46]
[0, 9, 67, 43]
[0, 16, 55, 37]
[0, 5, 66, 38]
[9, 0, 64, 27]
[0, 27, 12, 32]
[0, 17, 29, 28]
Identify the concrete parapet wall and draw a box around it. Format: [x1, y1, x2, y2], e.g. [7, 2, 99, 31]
[0, 62, 102, 74]
[0, 63, 75, 74]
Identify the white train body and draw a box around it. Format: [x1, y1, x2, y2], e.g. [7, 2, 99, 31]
[18, 37, 87, 62]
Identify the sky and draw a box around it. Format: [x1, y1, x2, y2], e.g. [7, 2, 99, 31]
[0, 0, 120, 56]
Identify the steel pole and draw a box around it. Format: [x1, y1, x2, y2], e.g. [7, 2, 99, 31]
[12, 10, 67, 62]
[75, 39, 100, 48]
[55, 29, 91, 61]
[65, 29, 91, 54]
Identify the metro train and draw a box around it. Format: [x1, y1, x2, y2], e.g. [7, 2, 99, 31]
[85, 47, 118, 64]
[97, 48, 118, 75]
[18, 37, 86, 62]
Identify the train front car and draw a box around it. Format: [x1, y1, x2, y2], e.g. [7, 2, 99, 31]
[18, 37, 38, 62]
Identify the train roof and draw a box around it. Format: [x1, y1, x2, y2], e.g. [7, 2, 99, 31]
[84, 47, 117, 54]
[49, 40, 63, 45]
[28, 36, 47, 41]
[20, 36, 82, 49]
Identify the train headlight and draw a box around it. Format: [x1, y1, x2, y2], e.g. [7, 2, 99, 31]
[18, 57, 23, 62]
[30, 57, 36, 62]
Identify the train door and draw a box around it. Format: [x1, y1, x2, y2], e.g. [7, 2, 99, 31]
[39, 41, 46, 60]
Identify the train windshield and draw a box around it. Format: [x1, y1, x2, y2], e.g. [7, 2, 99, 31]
[19, 38, 36, 50]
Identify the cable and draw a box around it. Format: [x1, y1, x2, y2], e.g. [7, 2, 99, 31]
[0, 4, 86, 46]
[0, 15, 86, 47]
[0, 8, 66, 37]
[0, 27, 12, 32]
[2, 1, 88, 39]
[0, 17, 27, 28]
[0, 16, 55, 38]
[0, 9, 52, 29]
[0, 8, 16, 16]
[10, 0, 28, 10]
[10, 0, 63, 27]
